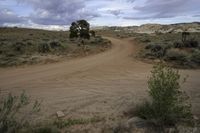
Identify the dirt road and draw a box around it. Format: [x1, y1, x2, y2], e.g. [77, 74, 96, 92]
[0, 37, 200, 121]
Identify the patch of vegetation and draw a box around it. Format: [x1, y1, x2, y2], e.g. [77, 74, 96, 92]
[144, 43, 169, 58]
[0, 27, 111, 67]
[190, 49, 200, 64]
[54, 117, 103, 129]
[25, 125, 60, 133]
[165, 49, 188, 62]
[135, 64, 192, 127]
[135, 32, 200, 68]
[0, 91, 104, 133]
[0, 91, 41, 133]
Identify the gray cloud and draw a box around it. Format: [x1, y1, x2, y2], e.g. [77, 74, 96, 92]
[193, 15, 200, 18]
[126, 0, 136, 3]
[16, 0, 100, 25]
[107, 10, 122, 17]
[0, 8, 26, 25]
[124, 0, 200, 20]
[0, 0, 199, 28]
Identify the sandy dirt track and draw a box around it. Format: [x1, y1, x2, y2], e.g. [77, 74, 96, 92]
[0, 37, 200, 121]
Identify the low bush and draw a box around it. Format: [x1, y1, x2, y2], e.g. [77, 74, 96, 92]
[165, 49, 188, 62]
[136, 64, 192, 126]
[29, 125, 60, 133]
[49, 40, 61, 49]
[184, 39, 199, 48]
[174, 39, 199, 48]
[145, 43, 167, 58]
[173, 41, 184, 48]
[38, 42, 50, 53]
[190, 49, 200, 64]
[141, 38, 151, 43]
[13, 42, 27, 54]
[94, 36, 104, 43]
[0, 91, 41, 133]
[54, 117, 102, 129]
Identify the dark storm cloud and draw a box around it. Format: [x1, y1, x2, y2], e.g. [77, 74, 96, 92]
[124, 0, 200, 20]
[107, 10, 122, 17]
[0, 8, 26, 25]
[16, 0, 100, 25]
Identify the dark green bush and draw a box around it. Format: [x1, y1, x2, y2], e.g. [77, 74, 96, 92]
[136, 64, 192, 126]
[38, 42, 50, 53]
[49, 40, 61, 49]
[145, 43, 167, 58]
[14, 42, 26, 53]
[184, 39, 199, 48]
[173, 41, 184, 48]
[174, 39, 198, 48]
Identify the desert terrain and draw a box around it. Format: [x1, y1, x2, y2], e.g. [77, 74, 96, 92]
[0, 35, 200, 132]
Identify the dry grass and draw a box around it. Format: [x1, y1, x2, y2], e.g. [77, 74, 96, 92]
[0, 28, 111, 67]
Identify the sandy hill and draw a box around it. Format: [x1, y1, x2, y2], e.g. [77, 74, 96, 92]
[101, 22, 200, 34]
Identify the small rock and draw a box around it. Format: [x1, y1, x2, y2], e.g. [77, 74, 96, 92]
[193, 115, 199, 121]
[154, 59, 161, 63]
[56, 111, 65, 118]
[127, 117, 148, 128]
[169, 128, 176, 133]
[165, 127, 176, 133]
[176, 125, 199, 133]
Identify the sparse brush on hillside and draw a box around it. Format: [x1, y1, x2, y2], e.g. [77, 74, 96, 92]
[0, 27, 111, 67]
[135, 64, 192, 127]
[136, 32, 200, 68]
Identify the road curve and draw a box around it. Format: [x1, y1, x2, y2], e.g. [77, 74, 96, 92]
[0, 37, 199, 120]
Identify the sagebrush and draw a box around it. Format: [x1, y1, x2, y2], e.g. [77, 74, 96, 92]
[136, 64, 192, 126]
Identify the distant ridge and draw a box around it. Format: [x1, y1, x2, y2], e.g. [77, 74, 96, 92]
[99, 22, 200, 33]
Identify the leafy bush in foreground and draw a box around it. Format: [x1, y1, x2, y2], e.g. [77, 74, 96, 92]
[0, 91, 41, 133]
[136, 64, 192, 126]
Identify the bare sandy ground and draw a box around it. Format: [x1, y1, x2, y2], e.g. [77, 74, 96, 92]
[0, 37, 200, 122]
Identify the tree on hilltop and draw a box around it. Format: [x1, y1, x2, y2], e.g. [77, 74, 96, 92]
[69, 20, 90, 39]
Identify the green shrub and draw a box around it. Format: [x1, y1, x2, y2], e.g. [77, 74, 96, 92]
[190, 49, 200, 64]
[141, 38, 151, 43]
[49, 40, 61, 49]
[165, 49, 188, 61]
[137, 34, 151, 43]
[184, 39, 199, 48]
[95, 36, 104, 43]
[145, 43, 167, 58]
[54, 117, 102, 129]
[173, 41, 184, 48]
[14, 42, 26, 53]
[31, 126, 60, 133]
[136, 64, 192, 126]
[0, 91, 41, 133]
[38, 42, 50, 53]
[174, 39, 198, 48]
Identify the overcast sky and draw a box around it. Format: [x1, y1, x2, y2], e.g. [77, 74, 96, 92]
[0, 0, 200, 30]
